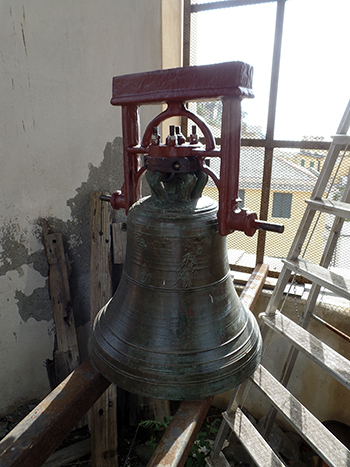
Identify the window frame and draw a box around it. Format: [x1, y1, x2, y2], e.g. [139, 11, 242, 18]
[183, 0, 332, 271]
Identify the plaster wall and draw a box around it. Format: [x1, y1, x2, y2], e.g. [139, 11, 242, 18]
[0, 0, 166, 414]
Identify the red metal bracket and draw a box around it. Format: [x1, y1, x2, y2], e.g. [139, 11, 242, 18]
[109, 61, 283, 237]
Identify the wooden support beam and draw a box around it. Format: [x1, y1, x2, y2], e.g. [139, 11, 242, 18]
[90, 191, 119, 466]
[239, 262, 269, 311]
[0, 358, 110, 467]
[147, 398, 213, 467]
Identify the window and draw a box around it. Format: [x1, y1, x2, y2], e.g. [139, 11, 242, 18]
[272, 192, 292, 219]
[185, 0, 350, 269]
[310, 161, 314, 168]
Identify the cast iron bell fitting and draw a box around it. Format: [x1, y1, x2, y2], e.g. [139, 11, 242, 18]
[90, 62, 284, 400]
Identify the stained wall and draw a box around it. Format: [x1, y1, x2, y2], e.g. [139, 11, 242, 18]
[0, 0, 183, 414]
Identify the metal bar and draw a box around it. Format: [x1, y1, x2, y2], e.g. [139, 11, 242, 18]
[240, 138, 332, 150]
[219, 97, 242, 235]
[147, 398, 213, 467]
[191, 0, 277, 13]
[256, 0, 286, 264]
[0, 358, 111, 467]
[203, 136, 333, 149]
[311, 314, 350, 344]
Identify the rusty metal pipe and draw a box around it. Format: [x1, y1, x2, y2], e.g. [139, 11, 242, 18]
[312, 313, 350, 344]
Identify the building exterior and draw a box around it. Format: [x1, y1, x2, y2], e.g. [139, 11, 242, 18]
[204, 148, 322, 262]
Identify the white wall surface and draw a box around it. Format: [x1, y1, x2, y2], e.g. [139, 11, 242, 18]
[0, 0, 163, 414]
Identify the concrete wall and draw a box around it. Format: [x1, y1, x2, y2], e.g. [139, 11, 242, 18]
[0, 0, 184, 415]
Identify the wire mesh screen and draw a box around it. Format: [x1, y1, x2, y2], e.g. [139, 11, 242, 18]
[188, 2, 276, 137]
[187, 0, 350, 265]
[186, 0, 350, 325]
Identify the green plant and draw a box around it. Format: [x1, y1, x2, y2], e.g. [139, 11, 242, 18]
[139, 417, 173, 455]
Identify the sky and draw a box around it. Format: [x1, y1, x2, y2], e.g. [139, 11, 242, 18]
[193, 0, 350, 141]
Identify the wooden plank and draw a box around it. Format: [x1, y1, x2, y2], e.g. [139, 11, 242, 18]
[43, 438, 91, 467]
[283, 258, 350, 300]
[147, 398, 213, 467]
[260, 311, 350, 390]
[0, 358, 110, 467]
[90, 191, 118, 467]
[306, 198, 350, 218]
[250, 364, 350, 467]
[112, 222, 127, 264]
[41, 220, 80, 383]
[223, 408, 286, 467]
[239, 263, 269, 311]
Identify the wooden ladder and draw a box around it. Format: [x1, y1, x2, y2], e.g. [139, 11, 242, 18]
[208, 101, 350, 467]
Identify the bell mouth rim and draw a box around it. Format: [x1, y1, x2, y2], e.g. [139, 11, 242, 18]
[90, 333, 262, 400]
[91, 340, 261, 381]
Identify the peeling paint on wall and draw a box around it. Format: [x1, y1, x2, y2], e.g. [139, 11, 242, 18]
[0, 137, 126, 414]
[15, 287, 51, 322]
[0, 136, 125, 329]
[0, 222, 51, 322]
[44, 136, 126, 327]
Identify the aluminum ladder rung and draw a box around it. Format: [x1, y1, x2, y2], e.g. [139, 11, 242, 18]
[260, 311, 350, 390]
[222, 407, 286, 467]
[306, 198, 350, 218]
[331, 134, 350, 145]
[250, 365, 350, 467]
[282, 258, 350, 300]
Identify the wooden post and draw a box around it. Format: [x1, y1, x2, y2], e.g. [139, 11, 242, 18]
[90, 192, 118, 466]
[41, 219, 80, 386]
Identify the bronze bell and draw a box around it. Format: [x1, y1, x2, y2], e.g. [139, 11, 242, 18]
[90, 170, 262, 400]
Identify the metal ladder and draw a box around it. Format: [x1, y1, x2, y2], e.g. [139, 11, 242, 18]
[208, 101, 350, 467]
